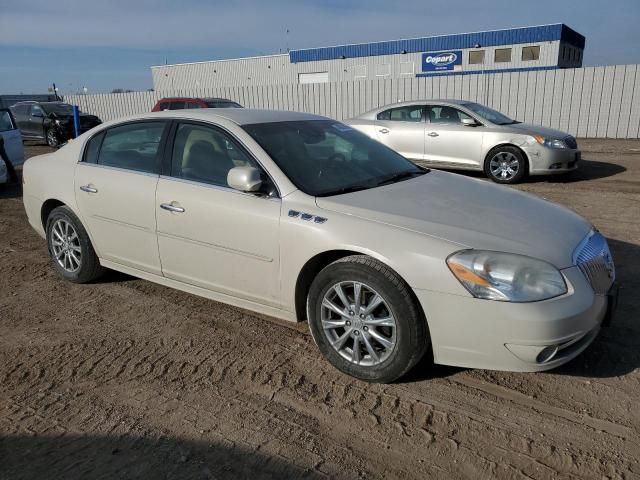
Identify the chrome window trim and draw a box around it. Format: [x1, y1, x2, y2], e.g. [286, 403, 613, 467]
[76, 162, 160, 178]
[158, 174, 281, 203]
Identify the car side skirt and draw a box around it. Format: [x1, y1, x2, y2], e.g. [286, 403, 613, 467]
[99, 259, 298, 324]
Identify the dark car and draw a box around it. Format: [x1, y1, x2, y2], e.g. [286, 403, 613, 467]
[151, 97, 243, 111]
[10, 101, 102, 147]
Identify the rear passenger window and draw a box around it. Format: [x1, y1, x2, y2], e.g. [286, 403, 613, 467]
[377, 105, 423, 122]
[83, 131, 105, 164]
[97, 122, 165, 173]
[186, 102, 202, 109]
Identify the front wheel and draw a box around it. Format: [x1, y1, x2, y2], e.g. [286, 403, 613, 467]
[484, 146, 527, 184]
[45, 128, 60, 147]
[307, 255, 429, 383]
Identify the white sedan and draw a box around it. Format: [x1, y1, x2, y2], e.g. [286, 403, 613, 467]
[23, 109, 616, 383]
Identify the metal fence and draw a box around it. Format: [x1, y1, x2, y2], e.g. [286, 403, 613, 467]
[64, 64, 640, 139]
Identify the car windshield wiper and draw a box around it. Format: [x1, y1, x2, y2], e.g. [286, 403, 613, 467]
[375, 169, 427, 187]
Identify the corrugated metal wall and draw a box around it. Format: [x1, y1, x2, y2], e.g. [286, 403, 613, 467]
[65, 64, 640, 138]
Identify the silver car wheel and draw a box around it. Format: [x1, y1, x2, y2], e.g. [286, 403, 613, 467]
[46, 129, 58, 147]
[50, 219, 82, 273]
[489, 151, 520, 180]
[321, 281, 397, 366]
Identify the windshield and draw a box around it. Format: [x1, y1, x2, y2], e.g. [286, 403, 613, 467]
[463, 102, 518, 125]
[206, 100, 242, 108]
[243, 120, 426, 197]
[41, 103, 74, 116]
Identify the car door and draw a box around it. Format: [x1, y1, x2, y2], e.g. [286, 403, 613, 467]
[155, 121, 281, 307]
[26, 104, 47, 138]
[0, 109, 25, 167]
[374, 105, 426, 160]
[424, 105, 484, 168]
[74, 120, 169, 275]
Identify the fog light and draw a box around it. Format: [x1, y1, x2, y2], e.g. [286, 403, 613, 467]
[549, 163, 562, 170]
[536, 345, 559, 364]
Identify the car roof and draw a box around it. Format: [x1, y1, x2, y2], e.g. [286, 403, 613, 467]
[354, 99, 475, 119]
[118, 108, 327, 126]
[157, 97, 239, 103]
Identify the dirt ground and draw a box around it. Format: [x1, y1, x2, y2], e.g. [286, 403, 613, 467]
[0, 139, 638, 479]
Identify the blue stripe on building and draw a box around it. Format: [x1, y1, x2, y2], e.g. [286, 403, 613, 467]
[415, 65, 559, 78]
[289, 24, 584, 63]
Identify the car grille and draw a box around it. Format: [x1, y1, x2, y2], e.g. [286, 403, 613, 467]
[573, 231, 615, 294]
[564, 135, 578, 149]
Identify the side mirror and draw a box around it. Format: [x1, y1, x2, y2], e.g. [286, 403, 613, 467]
[227, 166, 263, 193]
[462, 118, 480, 127]
[31, 111, 44, 118]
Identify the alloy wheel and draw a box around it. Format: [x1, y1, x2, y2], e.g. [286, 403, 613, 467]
[46, 130, 58, 147]
[321, 281, 397, 366]
[489, 151, 520, 180]
[50, 219, 82, 273]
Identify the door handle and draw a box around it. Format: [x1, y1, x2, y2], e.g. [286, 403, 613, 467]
[79, 185, 98, 193]
[428, 132, 439, 137]
[160, 203, 185, 213]
[379, 128, 389, 134]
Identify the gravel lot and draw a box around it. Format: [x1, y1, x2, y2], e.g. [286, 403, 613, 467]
[1, 139, 638, 479]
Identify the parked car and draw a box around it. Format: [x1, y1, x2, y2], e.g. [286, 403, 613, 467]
[22, 109, 616, 383]
[0, 108, 25, 184]
[346, 100, 580, 184]
[10, 101, 102, 147]
[152, 97, 243, 112]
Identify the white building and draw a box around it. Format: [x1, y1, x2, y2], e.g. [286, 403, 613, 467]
[151, 24, 585, 91]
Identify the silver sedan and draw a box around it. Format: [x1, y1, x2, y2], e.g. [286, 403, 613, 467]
[346, 100, 580, 184]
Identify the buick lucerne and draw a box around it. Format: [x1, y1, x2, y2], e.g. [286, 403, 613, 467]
[22, 109, 616, 383]
[347, 100, 581, 184]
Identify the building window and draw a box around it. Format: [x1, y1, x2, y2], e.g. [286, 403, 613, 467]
[469, 50, 485, 64]
[494, 48, 511, 63]
[354, 65, 367, 78]
[298, 72, 329, 84]
[521, 45, 540, 61]
[375, 64, 391, 77]
[399, 62, 414, 75]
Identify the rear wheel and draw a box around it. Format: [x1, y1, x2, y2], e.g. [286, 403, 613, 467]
[307, 255, 429, 383]
[46, 206, 104, 283]
[484, 146, 527, 184]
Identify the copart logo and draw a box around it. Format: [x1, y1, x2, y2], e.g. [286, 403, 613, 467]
[424, 52, 458, 67]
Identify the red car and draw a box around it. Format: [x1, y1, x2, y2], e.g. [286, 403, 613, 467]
[151, 97, 243, 111]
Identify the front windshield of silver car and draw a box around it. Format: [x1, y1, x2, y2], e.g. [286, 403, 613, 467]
[243, 120, 427, 197]
[463, 102, 519, 125]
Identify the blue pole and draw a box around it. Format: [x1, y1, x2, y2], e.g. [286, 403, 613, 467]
[72, 105, 80, 138]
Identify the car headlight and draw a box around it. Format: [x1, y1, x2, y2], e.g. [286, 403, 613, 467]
[446, 250, 567, 302]
[533, 135, 568, 149]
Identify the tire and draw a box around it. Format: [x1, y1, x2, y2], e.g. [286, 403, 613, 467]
[484, 145, 528, 184]
[45, 128, 59, 148]
[307, 255, 429, 383]
[46, 206, 105, 283]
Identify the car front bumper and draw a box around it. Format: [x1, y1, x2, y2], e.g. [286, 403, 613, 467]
[527, 146, 581, 176]
[413, 266, 607, 372]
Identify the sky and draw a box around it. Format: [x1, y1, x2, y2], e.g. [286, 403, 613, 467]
[1, 0, 639, 94]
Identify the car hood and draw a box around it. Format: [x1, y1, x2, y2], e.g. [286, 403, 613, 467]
[315, 171, 590, 268]
[503, 122, 570, 140]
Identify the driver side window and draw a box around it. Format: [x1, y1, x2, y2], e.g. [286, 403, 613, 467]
[170, 123, 259, 188]
[30, 105, 45, 117]
[427, 105, 472, 124]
